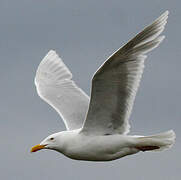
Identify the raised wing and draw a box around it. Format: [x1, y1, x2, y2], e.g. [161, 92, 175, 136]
[81, 11, 169, 135]
[35, 50, 89, 130]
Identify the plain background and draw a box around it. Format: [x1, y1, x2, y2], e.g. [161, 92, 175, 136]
[0, 0, 180, 179]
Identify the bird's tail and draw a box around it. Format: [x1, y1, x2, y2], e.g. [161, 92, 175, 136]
[135, 130, 176, 152]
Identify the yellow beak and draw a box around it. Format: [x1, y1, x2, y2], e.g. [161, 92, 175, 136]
[31, 144, 46, 152]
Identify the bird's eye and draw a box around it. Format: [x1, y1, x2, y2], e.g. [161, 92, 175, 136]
[50, 137, 54, 140]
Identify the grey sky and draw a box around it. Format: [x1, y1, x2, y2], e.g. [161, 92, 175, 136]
[1, 0, 180, 179]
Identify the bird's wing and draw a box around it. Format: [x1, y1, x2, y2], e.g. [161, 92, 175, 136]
[81, 11, 168, 135]
[35, 50, 89, 130]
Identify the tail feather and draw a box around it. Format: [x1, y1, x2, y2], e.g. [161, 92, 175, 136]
[136, 130, 176, 152]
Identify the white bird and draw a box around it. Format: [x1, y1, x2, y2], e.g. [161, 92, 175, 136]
[31, 11, 175, 161]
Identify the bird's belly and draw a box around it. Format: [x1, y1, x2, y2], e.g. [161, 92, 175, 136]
[62, 135, 138, 161]
[65, 147, 138, 161]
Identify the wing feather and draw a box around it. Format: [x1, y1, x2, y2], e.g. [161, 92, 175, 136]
[35, 50, 89, 130]
[81, 11, 168, 135]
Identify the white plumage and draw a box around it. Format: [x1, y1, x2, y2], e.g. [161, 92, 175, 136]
[35, 50, 89, 130]
[31, 11, 175, 161]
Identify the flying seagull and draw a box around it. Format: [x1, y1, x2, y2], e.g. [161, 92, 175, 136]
[31, 11, 175, 161]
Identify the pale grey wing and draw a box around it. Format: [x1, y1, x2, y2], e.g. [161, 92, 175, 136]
[81, 11, 169, 135]
[35, 50, 89, 130]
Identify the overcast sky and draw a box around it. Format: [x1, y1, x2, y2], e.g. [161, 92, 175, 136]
[0, 0, 180, 179]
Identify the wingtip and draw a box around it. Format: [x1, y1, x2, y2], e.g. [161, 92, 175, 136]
[48, 49, 57, 54]
[161, 10, 169, 19]
[153, 10, 169, 31]
[42, 50, 57, 61]
[165, 10, 169, 15]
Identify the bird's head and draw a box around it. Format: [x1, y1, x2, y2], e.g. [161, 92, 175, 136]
[31, 132, 62, 153]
